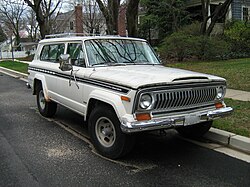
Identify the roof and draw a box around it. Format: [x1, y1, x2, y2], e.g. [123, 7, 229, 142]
[39, 36, 147, 44]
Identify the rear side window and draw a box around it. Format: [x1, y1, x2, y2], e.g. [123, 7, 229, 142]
[40, 44, 65, 62]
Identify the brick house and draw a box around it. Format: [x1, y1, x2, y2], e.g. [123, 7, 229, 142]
[53, 5, 106, 35]
[53, 5, 83, 34]
[53, 4, 128, 36]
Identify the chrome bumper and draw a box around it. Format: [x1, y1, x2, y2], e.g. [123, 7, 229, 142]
[121, 107, 233, 133]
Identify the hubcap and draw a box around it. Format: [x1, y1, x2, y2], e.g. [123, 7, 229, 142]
[95, 117, 116, 148]
[39, 91, 46, 110]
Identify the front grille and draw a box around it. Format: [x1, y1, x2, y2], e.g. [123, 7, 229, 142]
[153, 87, 217, 110]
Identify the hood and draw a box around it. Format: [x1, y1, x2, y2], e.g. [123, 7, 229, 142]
[88, 65, 225, 89]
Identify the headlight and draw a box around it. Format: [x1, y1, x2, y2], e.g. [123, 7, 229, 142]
[216, 86, 225, 99]
[139, 94, 153, 109]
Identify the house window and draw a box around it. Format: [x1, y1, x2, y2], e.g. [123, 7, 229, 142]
[242, 7, 249, 21]
[70, 21, 74, 30]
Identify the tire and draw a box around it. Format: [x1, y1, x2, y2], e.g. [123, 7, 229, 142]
[88, 105, 135, 159]
[176, 121, 212, 138]
[36, 84, 57, 117]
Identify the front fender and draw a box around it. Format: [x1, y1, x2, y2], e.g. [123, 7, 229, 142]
[86, 90, 127, 120]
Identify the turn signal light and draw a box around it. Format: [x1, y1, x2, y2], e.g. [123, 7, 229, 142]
[135, 113, 151, 121]
[121, 96, 130, 102]
[215, 102, 224, 109]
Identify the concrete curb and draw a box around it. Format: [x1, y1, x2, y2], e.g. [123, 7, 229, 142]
[14, 59, 31, 64]
[204, 127, 250, 154]
[0, 67, 28, 82]
[0, 66, 249, 154]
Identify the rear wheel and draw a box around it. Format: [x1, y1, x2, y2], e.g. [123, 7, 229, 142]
[176, 121, 212, 138]
[88, 105, 135, 159]
[36, 84, 57, 117]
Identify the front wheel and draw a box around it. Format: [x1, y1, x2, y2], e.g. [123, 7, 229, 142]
[176, 121, 212, 138]
[36, 84, 57, 117]
[88, 105, 135, 159]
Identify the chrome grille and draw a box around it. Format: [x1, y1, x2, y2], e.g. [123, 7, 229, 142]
[153, 87, 217, 110]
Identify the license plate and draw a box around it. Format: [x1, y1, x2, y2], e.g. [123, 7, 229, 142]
[184, 114, 200, 126]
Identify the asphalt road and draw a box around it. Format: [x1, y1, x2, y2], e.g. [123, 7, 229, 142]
[0, 73, 249, 187]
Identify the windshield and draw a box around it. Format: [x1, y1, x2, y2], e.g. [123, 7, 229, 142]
[85, 39, 160, 66]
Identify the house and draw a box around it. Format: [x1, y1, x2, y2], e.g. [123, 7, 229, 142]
[53, 5, 85, 34]
[230, 0, 250, 20]
[18, 38, 37, 52]
[53, 4, 107, 35]
[186, 0, 250, 22]
[53, 4, 127, 36]
[0, 37, 37, 59]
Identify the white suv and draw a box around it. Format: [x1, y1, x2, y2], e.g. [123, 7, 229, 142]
[28, 35, 233, 159]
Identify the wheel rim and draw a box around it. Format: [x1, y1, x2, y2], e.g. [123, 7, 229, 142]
[95, 117, 116, 148]
[38, 90, 46, 110]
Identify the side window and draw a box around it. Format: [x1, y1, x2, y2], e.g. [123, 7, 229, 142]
[67, 43, 85, 67]
[40, 45, 49, 60]
[40, 44, 65, 63]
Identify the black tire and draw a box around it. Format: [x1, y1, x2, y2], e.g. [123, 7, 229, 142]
[176, 121, 212, 138]
[88, 105, 135, 159]
[36, 84, 57, 117]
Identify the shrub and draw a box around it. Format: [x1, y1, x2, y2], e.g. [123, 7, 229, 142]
[159, 26, 230, 61]
[224, 21, 250, 58]
[194, 36, 230, 60]
[159, 32, 197, 61]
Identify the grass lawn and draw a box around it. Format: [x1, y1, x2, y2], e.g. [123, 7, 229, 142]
[214, 98, 250, 137]
[0, 60, 28, 74]
[167, 58, 250, 92]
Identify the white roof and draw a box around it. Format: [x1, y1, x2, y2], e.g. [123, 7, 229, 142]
[39, 36, 147, 44]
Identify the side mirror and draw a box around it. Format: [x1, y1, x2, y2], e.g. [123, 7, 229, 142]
[59, 54, 73, 71]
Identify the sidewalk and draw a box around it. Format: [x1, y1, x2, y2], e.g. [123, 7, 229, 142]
[226, 89, 250, 102]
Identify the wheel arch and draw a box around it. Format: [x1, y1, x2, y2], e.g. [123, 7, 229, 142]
[85, 90, 127, 122]
[32, 74, 50, 102]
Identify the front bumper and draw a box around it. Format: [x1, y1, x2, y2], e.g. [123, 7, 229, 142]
[121, 107, 233, 133]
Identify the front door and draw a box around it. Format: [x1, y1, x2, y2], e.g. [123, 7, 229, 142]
[57, 42, 87, 115]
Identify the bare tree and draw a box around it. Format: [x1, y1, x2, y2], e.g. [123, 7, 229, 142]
[200, 0, 232, 36]
[25, 8, 39, 41]
[0, 0, 26, 50]
[82, 0, 106, 34]
[63, 0, 82, 11]
[96, 0, 121, 34]
[24, 0, 62, 38]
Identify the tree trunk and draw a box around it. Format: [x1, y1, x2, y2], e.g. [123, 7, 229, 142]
[96, 0, 120, 35]
[126, 0, 140, 37]
[15, 32, 21, 51]
[38, 21, 50, 39]
[200, 0, 232, 36]
[200, 0, 210, 35]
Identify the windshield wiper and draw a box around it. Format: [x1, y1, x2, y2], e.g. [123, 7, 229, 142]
[123, 61, 158, 65]
[91, 62, 126, 67]
[108, 63, 126, 66]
